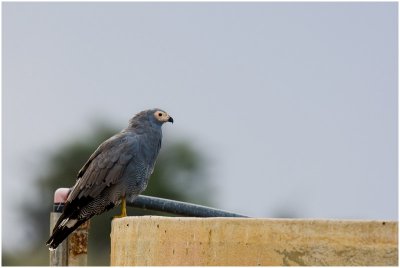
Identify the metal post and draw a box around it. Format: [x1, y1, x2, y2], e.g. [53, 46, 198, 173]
[49, 206, 67, 266]
[67, 219, 90, 265]
[49, 188, 89, 266]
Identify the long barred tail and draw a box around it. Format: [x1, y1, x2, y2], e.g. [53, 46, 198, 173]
[46, 189, 117, 249]
[46, 216, 86, 250]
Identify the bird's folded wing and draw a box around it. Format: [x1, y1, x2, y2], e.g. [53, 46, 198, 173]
[67, 133, 138, 202]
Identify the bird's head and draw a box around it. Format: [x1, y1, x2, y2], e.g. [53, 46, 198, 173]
[129, 108, 174, 129]
[151, 109, 174, 125]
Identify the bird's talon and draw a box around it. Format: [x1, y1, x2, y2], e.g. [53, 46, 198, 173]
[113, 197, 127, 219]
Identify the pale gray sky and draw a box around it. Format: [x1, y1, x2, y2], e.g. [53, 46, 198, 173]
[3, 2, 397, 251]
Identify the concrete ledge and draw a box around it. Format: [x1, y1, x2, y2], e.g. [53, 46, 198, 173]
[110, 216, 398, 266]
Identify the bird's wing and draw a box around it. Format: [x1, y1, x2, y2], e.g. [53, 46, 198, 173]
[66, 133, 138, 204]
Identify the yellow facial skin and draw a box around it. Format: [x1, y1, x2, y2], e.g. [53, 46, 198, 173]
[154, 110, 173, 123]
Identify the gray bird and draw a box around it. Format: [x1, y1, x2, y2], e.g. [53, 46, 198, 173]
[46, 108, 173, 250]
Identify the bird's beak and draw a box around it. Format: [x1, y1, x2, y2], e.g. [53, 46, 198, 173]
[168, 116, 174, 124]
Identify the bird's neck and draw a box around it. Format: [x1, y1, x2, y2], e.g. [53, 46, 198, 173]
[125, 122, 162, 137]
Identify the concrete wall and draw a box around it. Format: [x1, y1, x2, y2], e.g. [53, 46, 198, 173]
[110, 216, 397, 266]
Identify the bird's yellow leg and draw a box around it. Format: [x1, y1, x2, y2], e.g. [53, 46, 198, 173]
[114, 197, 127, 218]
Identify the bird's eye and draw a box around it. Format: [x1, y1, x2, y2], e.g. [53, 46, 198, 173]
[158, 113, 163, 117]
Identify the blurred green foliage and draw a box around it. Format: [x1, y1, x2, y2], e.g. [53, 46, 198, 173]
[3, 123, 212, 266]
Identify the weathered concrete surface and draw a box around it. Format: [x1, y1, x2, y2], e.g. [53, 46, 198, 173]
[110, 216, 398, 266]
